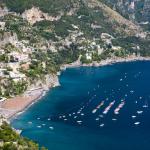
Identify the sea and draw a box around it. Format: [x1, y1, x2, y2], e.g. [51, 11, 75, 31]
[11, 61, 150, 150]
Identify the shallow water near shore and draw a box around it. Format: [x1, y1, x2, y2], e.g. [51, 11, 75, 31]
[11, 61, 150, 150]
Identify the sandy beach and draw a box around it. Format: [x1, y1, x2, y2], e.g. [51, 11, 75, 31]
[0, 88, 44, 119]
[1, 55, 150, 120]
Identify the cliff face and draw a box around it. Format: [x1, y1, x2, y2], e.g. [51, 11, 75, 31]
[103, 0, 150, 23]
[143, 0, 150, 22]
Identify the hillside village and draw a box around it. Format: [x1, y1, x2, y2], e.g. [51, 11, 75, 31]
[0, 0, 150, 102]
[0, 1, 149, 101]
[0, 0, 150, 149]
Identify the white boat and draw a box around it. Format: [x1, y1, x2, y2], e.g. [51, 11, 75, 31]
[77, 121, 82, 124]
[143, 101, 148, 108]
[137, 111, 143, 114]
[77, 121, 82, 123]
[49, 126, 54, 130]
[132, 115, 136, 118]
[95, 118, 100, 121]
[143, 105, 148, 108]
[134, 122, 140, 125]
[100, 124, 104, 127]
[92, 109, 97, 114]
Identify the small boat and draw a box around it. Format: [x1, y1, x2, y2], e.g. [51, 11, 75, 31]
[77, 121, 82, 123]
[125, 94, 128, 97]
[49, 126, 54, 130]
[132, 115, 136, 118]
[95, 118, 99, 121]
[37, 126, 41, 128]
[137, 111, 143, 114]
[100, 124, 104, 127]
[143, 105, 148, 108]
[77, 121, 82, 124]
[134, 122, 140, 125]
[143, 101, 148, 108]
[99, 115, 104, 118]
[92, 109, 97, 114]
[112, 118, 117, 121]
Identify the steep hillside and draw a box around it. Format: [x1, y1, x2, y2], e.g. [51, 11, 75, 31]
[0, 120, 47, 150]
[0, 0, 150, 149]
[102, 0, 150, 30]
[0, 0, 149, 98]
[2, 0, 144, 36]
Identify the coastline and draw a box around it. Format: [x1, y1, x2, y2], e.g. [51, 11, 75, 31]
[60, 55, 150, 70]
[0, 75, 60, 121]
[1, 55, 150, 121]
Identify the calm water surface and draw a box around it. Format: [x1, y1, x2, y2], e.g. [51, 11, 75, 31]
[11, 61, 150, 150]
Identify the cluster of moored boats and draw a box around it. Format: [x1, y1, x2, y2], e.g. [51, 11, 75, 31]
[30, 71, 149, 129]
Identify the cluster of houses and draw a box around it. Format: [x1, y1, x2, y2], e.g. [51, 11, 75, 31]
[0, 38, 32, 83]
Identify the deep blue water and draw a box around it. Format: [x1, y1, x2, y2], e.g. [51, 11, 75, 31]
[11, 61, 150, 150]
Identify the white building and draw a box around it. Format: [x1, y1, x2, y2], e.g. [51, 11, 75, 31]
[0, 22, 5, 30]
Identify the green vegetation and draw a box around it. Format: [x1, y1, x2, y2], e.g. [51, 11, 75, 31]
[0, 121, 47, 150]
[3, 0, 77, 15]
[0, 79, 27, 97]
[0, 0, 150, 149]
[112, 36, 150, 56]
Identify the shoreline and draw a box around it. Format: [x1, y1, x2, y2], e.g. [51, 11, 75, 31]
[1, 56, 150, 121]
[0, 75, 60, 121]
[60, 56, 150, 70]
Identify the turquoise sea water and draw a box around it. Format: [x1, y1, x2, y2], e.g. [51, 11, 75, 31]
[11, 61, 150, 150]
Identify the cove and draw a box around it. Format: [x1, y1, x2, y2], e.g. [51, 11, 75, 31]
[11, 61, 150, 150]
